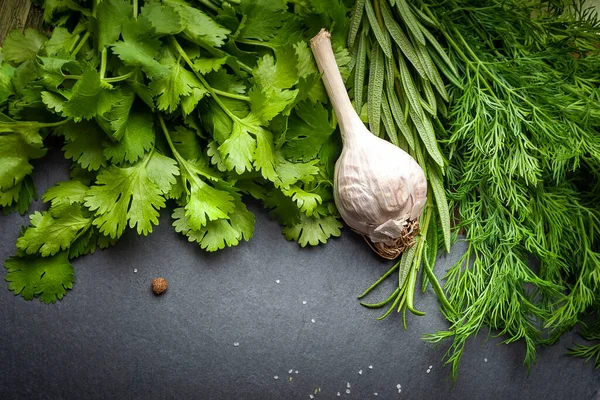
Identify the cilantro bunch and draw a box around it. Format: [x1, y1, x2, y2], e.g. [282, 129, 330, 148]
[0, 0, 353, 303]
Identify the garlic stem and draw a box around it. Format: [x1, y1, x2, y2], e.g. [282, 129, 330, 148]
[310, 29, 362, 140]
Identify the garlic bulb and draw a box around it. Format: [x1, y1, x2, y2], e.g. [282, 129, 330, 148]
[310, 29, 427, 259]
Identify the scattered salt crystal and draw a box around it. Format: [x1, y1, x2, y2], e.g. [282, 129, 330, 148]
[337, 392, 341, 397]
[429, 365, 433, 369]
[374, 393, 378, 396]
[289, 369, 293, 374]
[358, 369, 363, 375]
[311, 319, 316, 323]
[484, 358, 488, 363]
[347, 382, 351, 388]
[398, 389, 402, 393]
[426, 369, 431, 374]
[274, 375, 279, 380]
[233, 342, 239, 347]
[346, 389, 351, 394]
[397, 384, 401, 389]
[295, 370, 299, 374]
[276, 279, 280, 284]
[368, 365, 373, 369]
[133, 269, 138, 273]
[302, 301, 307, 305]
[309, 395, 314, 399]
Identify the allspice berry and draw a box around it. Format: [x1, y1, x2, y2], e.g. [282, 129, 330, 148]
[152, 278, 168, 295]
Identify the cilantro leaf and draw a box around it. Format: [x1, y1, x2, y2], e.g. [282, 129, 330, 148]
[282, 213, 342, 246]
[140, 2, 183, 36]
[1, 29, 47, 63]
[103, 112, 155, 164]
[281, 185, 322, 216]
[84, 152, 167, 238]
[45, 26, 82, 56]
[253, 52, 297, 92]
[59, 121, 107, 171]
[48, 68, 121, 121]
[96, 0, 131, 49]
[95, 89, 136, 141]
[165, 0, 230, 47]
[193, 57, 229, 74]
[4, 252, 74, 303]
[145, 151, 180, 194]
[0, 63, 16, 104]
[284, 100, 336, 161]
[149, 62, 205, 113]
[169, 126, 203, 161]
[237, 0, 287, 41]
[42, 180, 90, 207]
[0, 120, 46, 192]
[17, 205, 92, 257]
[249, 86, 297, 125]
[172, 199, 254, 251]
[111, 19, 169, 79]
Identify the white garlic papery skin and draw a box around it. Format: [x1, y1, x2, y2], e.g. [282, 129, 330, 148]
[311, 29, 427, 258]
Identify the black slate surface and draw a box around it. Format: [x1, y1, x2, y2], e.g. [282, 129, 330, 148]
[1, 147, 599, 400]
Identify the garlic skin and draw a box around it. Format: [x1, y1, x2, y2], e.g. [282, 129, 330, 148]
[311, 29, 427, 258]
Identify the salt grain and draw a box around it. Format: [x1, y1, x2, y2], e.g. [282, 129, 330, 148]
[309, 395, 314, 399]
[337, 392, 341, 397]
[398, 389, 402, 393]
[274, 375, 279, 380]
[374, 393, 378, 396]
[396, 384, 401, 389]
[346, 389, 351, 394]
[303, 301, 307, 305]
[426, 369, 431, 374]
[358, 370, 363, 375]
[311, 319, 316, 323]
[133, 269, 138, 273]
[276, 279, 280, 284]
[289, 369, 293, 374]
[347, 382, 351, 388]
[233, 342, 239, 347]
[484, 358, 488, 363]
[368, 365, 373, 369]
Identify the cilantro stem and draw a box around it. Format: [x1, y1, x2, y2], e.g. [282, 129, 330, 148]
[211, 88, 250, 102]
[235, 39, 275, 51]
[133, 0, 138, 19]
[99, 48, 108, 79]
[63, 75, 82, 80]
[70, 31, 90, 57]
[104, 69, 137, 83]
[170, 36, 240, 121]
[197, 0, 219, 13]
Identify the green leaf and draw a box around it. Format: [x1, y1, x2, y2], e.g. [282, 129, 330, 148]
[42, 180, 90, 207]
[58, 68, 121, 121]
[364, 0, 392, 58]
[111, 20, 169, 79]
[274, 156, 320, 190]
[248, 86, 297, 125]
[237, 0, 287, 41]
[395, 0, 426, 46]
[192, 57, 229, 74]
[140, 2, 183, 36]
[429, 165, 451, 252]
[281, 185, 322, 216]
[96, 0, 131, 49]
[59, 121, 107, 171]
[283, 100, 335, 161]
[368, 44, 385, 137]
[84, 153, 166, 238]
[283, 213, 342, 246]
[173, 199, 254, 251]
[1, 29, 47, 63]
[347, 0, 365, 50]
[218, 122, 256, 174]
[0, 121, 46, 192]
[103, 112, 155, 164]
[45, 26, 81, 56]
[17, 206, 92, 257]
[0, 63, 16, 104]
[145, 151, 180, 194]
[253, 50, 297, 92]
[4, 252, 74, 303]
[165, 0, 229, 47]
[95, 88, 136, 141]
[150, 62, 204, 113]
[184, 179, 236, 230]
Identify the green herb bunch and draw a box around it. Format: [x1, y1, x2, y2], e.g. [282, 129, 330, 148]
[413, 0, 600, 377]
[0, 0, 353, 303]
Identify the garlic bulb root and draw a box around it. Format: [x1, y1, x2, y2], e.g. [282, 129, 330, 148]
[310, 29, 428, 259]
